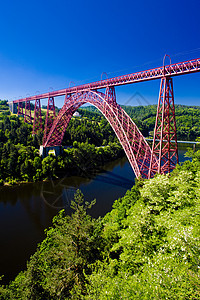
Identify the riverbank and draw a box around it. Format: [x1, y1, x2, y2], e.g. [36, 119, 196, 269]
[0, 145, 195, 285]
[1, 149, 199, 299]
[0, 141, 124, 187]
[0, 155, 133, 285]
[2, 140, 199, 188]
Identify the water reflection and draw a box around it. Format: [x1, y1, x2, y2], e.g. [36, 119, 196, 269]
[0, 156, 134, 284]
[0, 146, 197, 284]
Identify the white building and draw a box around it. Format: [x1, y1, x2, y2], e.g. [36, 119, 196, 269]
[73, 111, 81, 117]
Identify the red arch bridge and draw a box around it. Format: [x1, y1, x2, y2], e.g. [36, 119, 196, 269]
[11, 57, 200, 179]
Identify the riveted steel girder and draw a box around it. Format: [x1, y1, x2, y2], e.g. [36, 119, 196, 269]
[149, 77, 178, 178]
[33, 99, 43, 134]
[44, 88, 158, 179]
[43, 97, 56, 144]
[24, 101, 32, 124]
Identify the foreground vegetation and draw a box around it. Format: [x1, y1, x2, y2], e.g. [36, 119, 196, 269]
[0, 150, 199, 299]
[0, 100, 199, 298]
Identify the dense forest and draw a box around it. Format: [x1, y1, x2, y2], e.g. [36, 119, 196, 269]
[84, 104, 200, 140]
[0, 100, 200, 185]
[0, 149, 199, 299]
[0, 100, 199, 298]
[0, 101, 123, 185]
[124, 104, 200, 140]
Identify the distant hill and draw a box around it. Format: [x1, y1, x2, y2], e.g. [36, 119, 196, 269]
[81, 104, 200, 141]
[2, 101, 200, 141]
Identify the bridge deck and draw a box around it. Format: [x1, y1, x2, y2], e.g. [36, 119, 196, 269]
[13, 57, 200, 103]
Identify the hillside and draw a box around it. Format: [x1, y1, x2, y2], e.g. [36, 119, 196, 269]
[0, 103, 199, 299]
[81, 104, 200, 141]
[1, 149, 199, 299]
[2, 100, 200, 141]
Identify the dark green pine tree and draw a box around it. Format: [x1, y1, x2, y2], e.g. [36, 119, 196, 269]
[5, 190, 102, 300]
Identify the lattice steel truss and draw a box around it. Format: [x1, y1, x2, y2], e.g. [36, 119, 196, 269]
[43, 97, 56, 144]
[17, 102, 23, 116]
[44, 88, 158, 179]
[24, 100, 32, 124]
[13, 58, 200, 103]
[149, 77, 178, 178]
[12, 57, 200, 179]
[33, 99, 43, 134]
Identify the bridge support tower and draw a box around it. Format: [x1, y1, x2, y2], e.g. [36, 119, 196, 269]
[43, 97, 56, 144]
[149, 77, 178, 178]
[24, 100, 32, 124]
[33, 99, 42, 134]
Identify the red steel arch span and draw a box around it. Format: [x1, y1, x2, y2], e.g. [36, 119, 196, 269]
[13, 57, 200, 179]
[43, 88, 158, 179]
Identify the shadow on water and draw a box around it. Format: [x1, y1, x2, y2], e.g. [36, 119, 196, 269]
[0, 156, 134, 284]
[0, 145, 197, 285]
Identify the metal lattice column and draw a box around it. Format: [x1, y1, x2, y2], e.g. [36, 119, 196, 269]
[149, 77, 178, 178]
[43, 97, 56, 144]
[33, 99, 43, 134]
[24, 101, 32, 124]
[18, 102, 24, 116]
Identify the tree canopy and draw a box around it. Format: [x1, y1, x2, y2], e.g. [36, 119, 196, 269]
[0, 150, 199, 299]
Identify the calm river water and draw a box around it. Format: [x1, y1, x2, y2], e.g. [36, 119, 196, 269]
[0, 145, 196, 284]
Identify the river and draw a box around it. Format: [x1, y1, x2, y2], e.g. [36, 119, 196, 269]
[0, 145, 197, 284]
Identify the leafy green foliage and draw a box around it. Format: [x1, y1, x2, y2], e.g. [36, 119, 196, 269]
[1, 190, 103, 299]
[0, 100, 10, 118]
[63, 113, 117, 146]
[1, 102, 200, 298]
[0, 101, 124, 185]
[82, 104, 200, 141]
[121, 104, 200, 140]
[85, 152, 200, 299]
[1, 154, 200, 299]
[81, 105, 149, 137]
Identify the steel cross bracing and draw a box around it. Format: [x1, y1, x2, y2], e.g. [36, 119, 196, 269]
[12, 57, 200, 179]
[13, 58, 200, 103]
[17, 102, 23, 116]
[44, 89, 158, 179]
[43, 97, 56, 144]
[148, 77, 178, 178]
[32, 99, 42, 135]
[24, 100, 32, 124]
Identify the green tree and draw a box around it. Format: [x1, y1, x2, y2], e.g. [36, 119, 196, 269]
[5, 190, 100, 299]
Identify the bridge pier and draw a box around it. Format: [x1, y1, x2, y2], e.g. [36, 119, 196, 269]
[8, 101, 18, 114]
[39, 145, 62, 158]
[149, 76, 178, 178]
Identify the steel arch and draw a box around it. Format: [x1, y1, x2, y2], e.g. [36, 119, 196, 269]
[44, 90, 158, 179]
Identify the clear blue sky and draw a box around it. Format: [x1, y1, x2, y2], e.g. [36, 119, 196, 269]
[0, 0, 200, 107]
